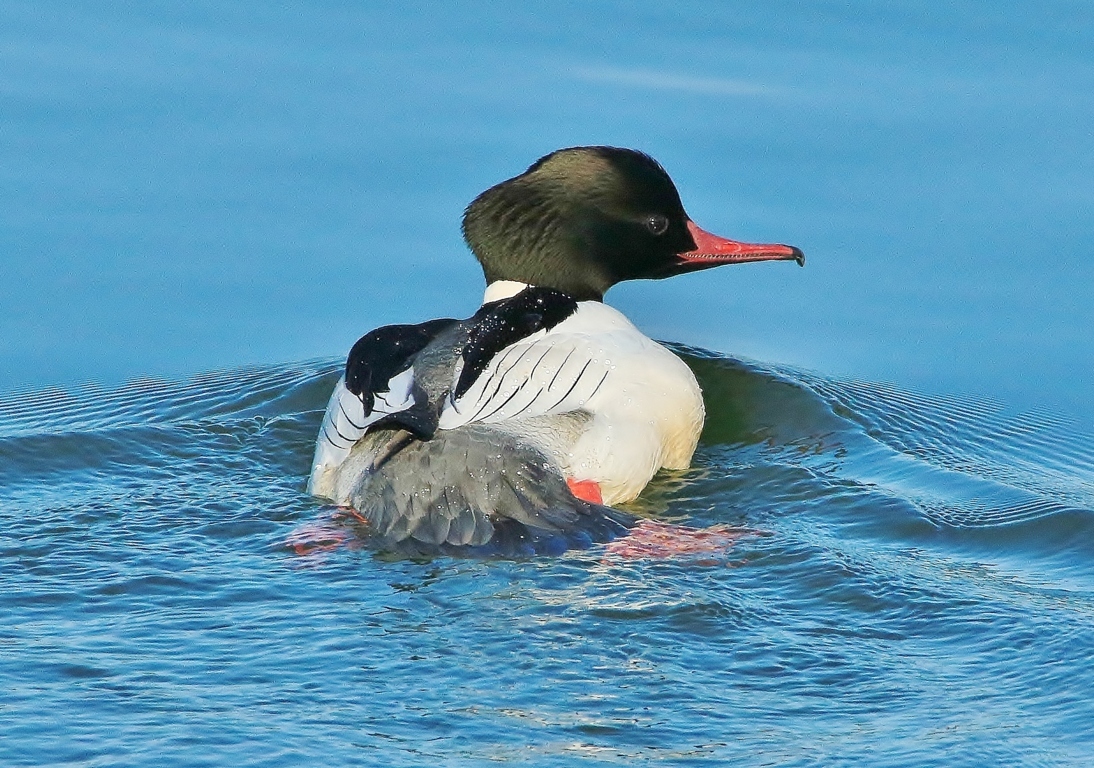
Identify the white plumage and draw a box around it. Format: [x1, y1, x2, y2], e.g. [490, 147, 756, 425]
[309, 282, 705, 507]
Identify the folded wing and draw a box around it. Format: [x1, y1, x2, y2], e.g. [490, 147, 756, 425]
[308, 319, 456, 497]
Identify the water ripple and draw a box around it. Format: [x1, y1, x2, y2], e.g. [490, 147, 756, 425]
[2, 352, 1094, 766]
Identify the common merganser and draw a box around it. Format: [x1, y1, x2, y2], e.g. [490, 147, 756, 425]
[308, 146, 803, 555]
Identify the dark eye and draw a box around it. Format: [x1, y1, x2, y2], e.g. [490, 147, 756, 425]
[644, 214, 669, 236]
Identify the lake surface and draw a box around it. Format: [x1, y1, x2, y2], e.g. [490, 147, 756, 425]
[2, 2, 1093, 765]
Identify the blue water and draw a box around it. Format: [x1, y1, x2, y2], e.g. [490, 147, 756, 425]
[4, 355, 1094, 765]
[3, 2, 1094, 765]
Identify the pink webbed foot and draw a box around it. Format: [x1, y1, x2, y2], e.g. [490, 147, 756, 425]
[604, 519, 746, 562]
[285, 508, 366, 556]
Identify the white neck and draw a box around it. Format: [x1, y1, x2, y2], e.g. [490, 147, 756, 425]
[482, 280, 530, 303]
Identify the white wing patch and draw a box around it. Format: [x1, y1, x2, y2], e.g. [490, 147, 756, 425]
[307, 368, 416, 497]
[437, 335, 612, 430]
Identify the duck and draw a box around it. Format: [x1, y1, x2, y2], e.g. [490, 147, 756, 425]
[307, 146, 803, 555]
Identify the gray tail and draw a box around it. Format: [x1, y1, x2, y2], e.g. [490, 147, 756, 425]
[342, 425, 636, 556]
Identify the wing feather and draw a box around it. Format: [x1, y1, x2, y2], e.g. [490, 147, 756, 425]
[437, 335, 611, 430]
[308, 369, 418, 497]
[308, 318, 458, 499]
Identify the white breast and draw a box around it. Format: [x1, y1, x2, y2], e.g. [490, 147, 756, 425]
[439, 300, 705, 505]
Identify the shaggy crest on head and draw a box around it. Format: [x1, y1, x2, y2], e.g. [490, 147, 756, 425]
[306, 145, 803, 556]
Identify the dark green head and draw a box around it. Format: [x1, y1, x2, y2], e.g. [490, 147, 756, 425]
[462, 146, 803, 302]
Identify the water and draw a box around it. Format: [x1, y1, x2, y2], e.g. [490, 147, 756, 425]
[3, 2, 1094, 765]
[3, 354, 1093, 766]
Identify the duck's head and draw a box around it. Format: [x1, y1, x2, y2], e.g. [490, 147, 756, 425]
[462, 146, 804, 302]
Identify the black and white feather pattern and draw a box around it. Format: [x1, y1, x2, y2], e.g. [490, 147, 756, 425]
[438, 334, 612, 429]
[307, 285, 705, 550]
[308, 317, 461, 496]
[307, 368, 415, 494]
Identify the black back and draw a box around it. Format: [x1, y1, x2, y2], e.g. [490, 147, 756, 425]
[345, 318, 456, 415]
[343, 286, 578, 441]
[455, 287, 578, 399]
